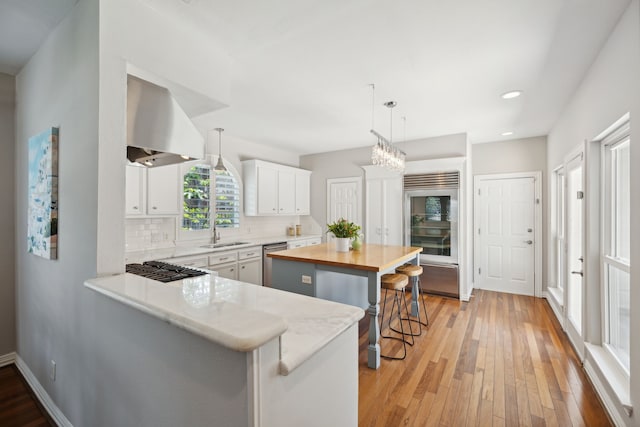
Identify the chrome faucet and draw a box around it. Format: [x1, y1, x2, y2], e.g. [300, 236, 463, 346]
[212, 223, 221, 244]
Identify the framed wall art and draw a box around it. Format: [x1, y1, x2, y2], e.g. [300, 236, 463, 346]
[27, 127, 59, 259]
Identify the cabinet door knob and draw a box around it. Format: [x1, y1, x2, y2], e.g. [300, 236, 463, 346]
[133, 206, 138, 210]
[152, 206, 157, 210]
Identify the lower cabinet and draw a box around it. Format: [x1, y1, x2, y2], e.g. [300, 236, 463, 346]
[208, 246, 263, 285]
[214, 262, 238, 280]
[239, 258, 262, 285]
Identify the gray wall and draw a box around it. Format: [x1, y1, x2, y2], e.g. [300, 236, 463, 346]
[0, 72, 15, 357]
[544, 1, 640, 424]
[472, 136, 548, 290]
[15, 1, 249, 425]
[300, 133, 467, 232]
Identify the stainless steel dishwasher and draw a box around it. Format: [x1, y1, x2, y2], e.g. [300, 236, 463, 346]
[262, 242, 288, 287]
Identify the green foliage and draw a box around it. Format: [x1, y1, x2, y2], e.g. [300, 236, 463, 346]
[326, 218, 361, 238]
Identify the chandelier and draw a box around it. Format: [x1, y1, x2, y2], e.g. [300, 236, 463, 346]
[370, 87, 406, 172]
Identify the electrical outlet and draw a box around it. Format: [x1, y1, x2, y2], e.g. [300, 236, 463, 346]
[301, 275, 312, 284]
[50, 360, 56, 381]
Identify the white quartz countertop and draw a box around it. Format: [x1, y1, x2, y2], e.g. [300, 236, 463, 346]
[84, 273, 363, 375]
[125, 234, 322, 263]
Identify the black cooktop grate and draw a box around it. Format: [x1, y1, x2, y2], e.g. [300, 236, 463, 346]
[126, 261, 208, 283]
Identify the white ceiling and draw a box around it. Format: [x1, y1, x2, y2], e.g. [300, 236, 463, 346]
[0, 0, 631, 155]
[0, 0, 78, 75]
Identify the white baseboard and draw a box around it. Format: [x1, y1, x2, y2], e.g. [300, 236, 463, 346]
[15, 355, 73, 427]
[584, 356, 629, 426]
[542, 291, 564, 327]
[0, 352, 16, 367]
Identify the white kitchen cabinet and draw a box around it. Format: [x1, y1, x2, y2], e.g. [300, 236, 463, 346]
[277, 169, 296, 214]
[294, 170, 311, 215]
[363, 166, 403, 246]
[257, 165, 279, 214]
[208, 247, 262, 285]
[126, 164, 180, 216]
[287, 236, 322, 249]
[125, 165, 146, 215]
[147, 165, 180, 215]
[239, 258, 262, 285]
[243, 159, 311, 216]
[214, 262, 238, 280]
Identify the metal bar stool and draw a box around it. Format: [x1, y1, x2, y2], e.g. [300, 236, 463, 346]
[393, 264, 429, 336]
[379, 273, 414, 360]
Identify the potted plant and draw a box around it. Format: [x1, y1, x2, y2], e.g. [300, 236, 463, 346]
[326, 218, 361, 252]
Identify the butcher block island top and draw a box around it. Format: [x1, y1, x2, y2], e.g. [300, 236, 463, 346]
[268, 243, 423, 271]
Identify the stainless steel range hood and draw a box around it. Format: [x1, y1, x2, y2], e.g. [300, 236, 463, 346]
[127, 75, 204, 167]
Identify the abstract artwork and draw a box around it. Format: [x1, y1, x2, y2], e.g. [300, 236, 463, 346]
[28, 127, 59, 259]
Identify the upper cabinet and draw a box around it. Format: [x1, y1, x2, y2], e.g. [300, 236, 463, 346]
[243, 159, 311, 216]
[126, 164, 180, 216]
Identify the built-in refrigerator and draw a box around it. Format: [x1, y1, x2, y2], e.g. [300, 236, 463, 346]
[404, 172, 460, 298]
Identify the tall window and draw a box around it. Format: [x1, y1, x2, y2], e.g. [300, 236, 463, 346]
[602, 121, 630, 372]
[182, 164, 240, 232]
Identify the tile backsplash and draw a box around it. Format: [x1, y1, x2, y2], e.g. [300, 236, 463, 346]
[125, 218, 176, 251]
[125, 215, 323, 252]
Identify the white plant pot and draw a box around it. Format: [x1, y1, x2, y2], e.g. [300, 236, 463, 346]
[334, 237, 351, 252]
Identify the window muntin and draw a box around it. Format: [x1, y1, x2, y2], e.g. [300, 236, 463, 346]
[183, 165, 211, 231]
[182, 163, 240, 232]
[214, 169, 240, 228]
[602, 124, 630, 373]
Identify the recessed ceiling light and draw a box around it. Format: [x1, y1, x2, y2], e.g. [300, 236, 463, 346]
[501, 131, 514, 136]
[501, 90, 522, 99]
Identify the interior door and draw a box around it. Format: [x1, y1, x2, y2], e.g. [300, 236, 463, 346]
[476, 176, 535, 295]
[564, 152, 585, 358]
[326, 177, 362, 242]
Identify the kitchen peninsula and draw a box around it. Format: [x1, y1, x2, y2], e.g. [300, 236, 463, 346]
[268, 243, 422, 369]
[84, 272, 363, 426]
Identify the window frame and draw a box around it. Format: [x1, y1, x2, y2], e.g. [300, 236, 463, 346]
[178, 156, 242, 241]
[600, 120, 631, 375]
[550, 165, 566, 298]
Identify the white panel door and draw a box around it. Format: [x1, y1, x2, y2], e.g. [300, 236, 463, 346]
[564, 152, 585, 357]
[326, 177, 362, 242]
[477, 177, 535, 295]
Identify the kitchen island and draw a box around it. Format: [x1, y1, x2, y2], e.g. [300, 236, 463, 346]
[85, 273, 363, 426]
[268, 243, 422, 369]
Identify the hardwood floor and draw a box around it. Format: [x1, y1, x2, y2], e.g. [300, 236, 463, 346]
[0, 364, 53, 427]
[358, 289, 612, 427]
[0, 289, 611, 426]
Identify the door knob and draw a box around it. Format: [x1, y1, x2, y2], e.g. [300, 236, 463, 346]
[571, 270, 583, 277]
[525, 240, 533, 245]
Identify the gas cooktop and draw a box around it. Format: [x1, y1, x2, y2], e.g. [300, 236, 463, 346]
[126, 261, 209, 283]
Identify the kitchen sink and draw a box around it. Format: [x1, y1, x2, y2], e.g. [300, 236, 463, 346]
[200, 241, 250, 249]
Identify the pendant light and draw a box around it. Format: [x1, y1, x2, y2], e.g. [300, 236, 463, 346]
[214, 128, 227, 171]
[370, 84, 405, 172]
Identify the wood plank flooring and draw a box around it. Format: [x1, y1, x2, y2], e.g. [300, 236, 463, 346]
[0, 364, 53, 427]
[358, 289, 612, 427]
[0, 289, 611, 426]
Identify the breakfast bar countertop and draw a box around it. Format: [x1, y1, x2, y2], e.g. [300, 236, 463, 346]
[84, 273, 363, 375]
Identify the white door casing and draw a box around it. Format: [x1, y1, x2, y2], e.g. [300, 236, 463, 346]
[326, 177, 362, 242]
[564, 149, 585, 359]
[474, 172, 542, 297]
